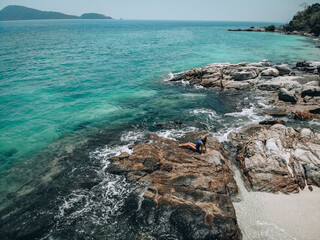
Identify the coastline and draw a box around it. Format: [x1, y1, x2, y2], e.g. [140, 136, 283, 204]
[1, 17, 320, 238]
[1, 58, 320, 239]
[103, 59, 320, 238]
[228, 27, 319, 39]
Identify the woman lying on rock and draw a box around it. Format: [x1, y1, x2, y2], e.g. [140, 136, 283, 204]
[179, 135, 207, 156]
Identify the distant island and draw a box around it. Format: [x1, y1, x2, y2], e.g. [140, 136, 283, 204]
[0, 5, 112, 21]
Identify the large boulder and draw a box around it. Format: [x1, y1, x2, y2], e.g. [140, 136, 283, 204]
[301, 86, 320, 97]
[228, 124, 320, 194]
[261, 68, 279, 77]
[233, 71, 257, 81]
[278, 88, 297, 103]
[274, 64, 291, 76]
[108, 133, 241, 239]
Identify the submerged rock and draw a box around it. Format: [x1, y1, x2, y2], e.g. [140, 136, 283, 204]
[108, 133, 241, 239]
[228, 124, 320, 194]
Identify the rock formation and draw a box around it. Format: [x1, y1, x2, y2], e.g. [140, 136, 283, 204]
[169, 60, 320, 119]
[228, 123, 320, 194]
[108, 133, 241, 239]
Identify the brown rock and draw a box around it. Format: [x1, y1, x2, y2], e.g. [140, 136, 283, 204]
[109, 133, 241, 239]
[295, 110, 319, 120]
[229, 124, 320, 194]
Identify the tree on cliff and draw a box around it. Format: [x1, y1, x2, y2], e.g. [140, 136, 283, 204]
[283, 3, 320, 36]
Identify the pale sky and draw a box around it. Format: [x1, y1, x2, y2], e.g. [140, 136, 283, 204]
[0, 0, 319, 22]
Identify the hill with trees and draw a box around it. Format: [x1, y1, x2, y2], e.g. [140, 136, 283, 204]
[282, 3, 320, 36]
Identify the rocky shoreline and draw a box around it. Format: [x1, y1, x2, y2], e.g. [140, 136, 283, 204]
[169, 60, 320, 119]
[109, 60, 320, 239]
[227, 27, 318, 39]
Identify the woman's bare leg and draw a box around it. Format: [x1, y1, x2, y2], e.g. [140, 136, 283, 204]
[179, 142, 192, 147]
[179, 142, 197, 151]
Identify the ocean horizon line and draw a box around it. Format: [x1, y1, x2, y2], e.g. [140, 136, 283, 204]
[0, 17, 285, 25]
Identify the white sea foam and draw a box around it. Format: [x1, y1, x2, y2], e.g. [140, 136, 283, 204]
[57, 175, 134, 225]
[120, 130, 146, 143]
[225, 105, 266, 122]
[191, 108, 218, 120]
[309, 120, 320, 126]
[163, 72, 175, 82]
[215, 126, 242, 143]
[91, 129, 146, 172]
[181, 79, 190, 85]
[55, 140, 142, 229]
[214, 96, 270, 142]
[310, 61, 320, 67]
[156, 126, 198, 140]
[194, 84, 204, 89]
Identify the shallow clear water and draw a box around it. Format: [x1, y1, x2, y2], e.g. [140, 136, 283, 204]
[0, 19, 319, 239]
[1, 20, 319, 164]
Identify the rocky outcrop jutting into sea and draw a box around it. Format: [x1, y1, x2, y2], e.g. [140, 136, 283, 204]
[169, 60, 320, 119]
[108, 133, 241, 239]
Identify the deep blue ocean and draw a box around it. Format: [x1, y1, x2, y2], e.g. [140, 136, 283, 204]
[0, 19, 319, 239]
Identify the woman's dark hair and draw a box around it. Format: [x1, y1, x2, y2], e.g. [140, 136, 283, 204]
[202, 136, 207, 146]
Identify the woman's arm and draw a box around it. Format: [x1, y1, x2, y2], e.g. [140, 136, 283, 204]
[201, 142, 204, 156]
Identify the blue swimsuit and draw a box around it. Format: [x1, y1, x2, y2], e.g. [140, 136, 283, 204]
[195, 140, 202, 152]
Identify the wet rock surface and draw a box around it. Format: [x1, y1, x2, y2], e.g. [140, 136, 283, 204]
[228, 123, 320, 194]
[108, 132, 241, 239]
[169, 60, 320, 119]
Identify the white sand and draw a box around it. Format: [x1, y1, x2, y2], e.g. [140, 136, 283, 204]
[233, 168, 320, 240]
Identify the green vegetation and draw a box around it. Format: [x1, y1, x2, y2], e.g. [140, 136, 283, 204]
[283, 3, 320, 36]
[265, 25, 275, 32]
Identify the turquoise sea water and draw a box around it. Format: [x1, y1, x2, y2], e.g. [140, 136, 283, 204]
[0, 19, 319, 238]
[1, 20, 319, 164]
